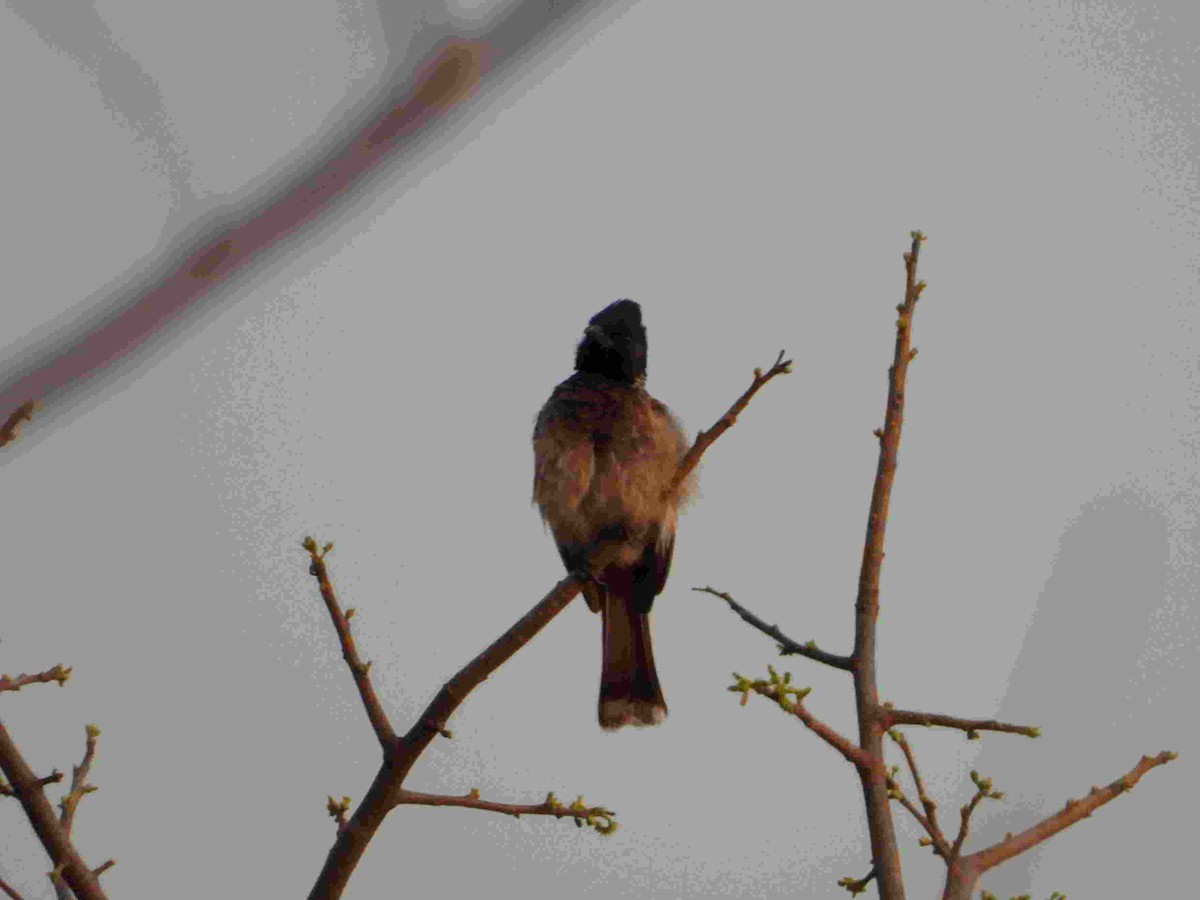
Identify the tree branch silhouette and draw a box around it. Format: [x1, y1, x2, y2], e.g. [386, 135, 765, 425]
[398, 789, 616, 834]
[695, 586, 851, 670]
[707, 233, 1176, 900]
[306, 350, 791, 900]
[0, 719, 109, 900]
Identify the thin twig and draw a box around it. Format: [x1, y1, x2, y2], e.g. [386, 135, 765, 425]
[665, 351, 792, 500]
[731, 669, 875, 772]
[884, 707, 1039, 739]
[886, 779, 947, 859]
[0, 875, 25, 900]
[303, 539, 396, 748]
[886, 730, 949, 858]
[398, 789, 617, 835]
[949, 774, 997, 860]
[1, 771, 63, 796]
[59, 726, 100, 839]
[694, 586, 851, 670]
[0, 665, 72, 693]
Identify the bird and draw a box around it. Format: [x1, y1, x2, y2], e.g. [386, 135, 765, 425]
[533, 299, 694, 729]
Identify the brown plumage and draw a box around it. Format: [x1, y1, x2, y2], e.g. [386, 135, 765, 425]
[533, 300, 694, 729]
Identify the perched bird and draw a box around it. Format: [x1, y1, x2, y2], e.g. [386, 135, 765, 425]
[533, 300, 693, 729]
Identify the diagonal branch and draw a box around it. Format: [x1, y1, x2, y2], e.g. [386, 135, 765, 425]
[956, 751, 1176, 879]
[308, 348, 790, 899]
[665, 351, 792, 500]
[731, 668, 875, 773]
[0, 723, 106, 900]
[886, 730, 950, 859]
[883, 708, 1039, 740]
[308, 571, 584, 900]
[303, 539, 396, 748]
[694, 586, 852, 670]
[398, 789, 617, 835]
[0, 875, 26, 900]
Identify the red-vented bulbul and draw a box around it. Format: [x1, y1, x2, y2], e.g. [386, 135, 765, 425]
[533, 300, 693, 729]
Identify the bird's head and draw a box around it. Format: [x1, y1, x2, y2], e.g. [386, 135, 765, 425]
[575, 299, 647, 384]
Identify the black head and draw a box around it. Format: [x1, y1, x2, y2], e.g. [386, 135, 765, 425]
[574, 299, 647, 383]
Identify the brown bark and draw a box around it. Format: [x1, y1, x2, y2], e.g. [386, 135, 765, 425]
[848, 232, 927, 899]
[0, 723, 106, 900]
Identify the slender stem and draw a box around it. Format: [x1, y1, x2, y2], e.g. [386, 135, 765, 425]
[851, 232, 926, 900]
[694, 586, 851, 670]
[305, 542, 396, 747]
[884, 708, 1038, 739]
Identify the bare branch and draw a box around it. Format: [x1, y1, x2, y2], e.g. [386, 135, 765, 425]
[308, 350, 786, 898]
[731, 668, 874, 773]
[303, 538, 396, 748]
[0, 722, 107, 900]
[886, 778, 947, 860]
[1, 770, 63, 796]
[0, 665, 72, 693]
[0, 400, 39, 449]
[53, 725, 104, 900]
[399, 789, 617, 835]
[884, 707, 1039, 740]
[665, 351, 792, 501]
[849, 231, 928, 897]
[307, 571, 583, 900]
[949, 770, 1005, 860]
[58, 725, 100, 838]
[886, 730, 950, 859]
[957, 751, 1177, 879]
[694, 587, 852, 670]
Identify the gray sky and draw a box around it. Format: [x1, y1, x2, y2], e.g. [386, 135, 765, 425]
[2, 1, 1196, 898]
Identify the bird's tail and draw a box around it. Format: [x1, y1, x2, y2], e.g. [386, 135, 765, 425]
[599, 591, 666, 729]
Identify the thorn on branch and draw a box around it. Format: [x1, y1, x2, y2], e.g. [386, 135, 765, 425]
[92, 860, 116, 878]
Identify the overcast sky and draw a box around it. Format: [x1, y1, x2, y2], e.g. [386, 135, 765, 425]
[2, 2, 1197, 898]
